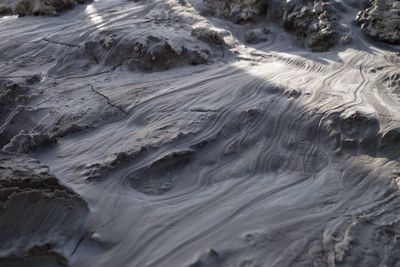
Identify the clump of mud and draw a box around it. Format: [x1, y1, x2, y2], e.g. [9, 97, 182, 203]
[203, 0, 348, 51]
[187, 248, 224, 267]
[83, 28, 225, 72]
[0, 151, 88, 264]
[0, 77, 61, 153]
[191, 27, 226, 45]
[357, 0, 400, 44]
[0, 79, 25, 125]
[3, 130, 56, 153]
[0, 0, 90, 16]
[0, 0, 12, 15]
[322, 108, 381, 154]
[244, 27, 270, 44]
[281, 0, 346, 51]
[203, 0, 267, 22]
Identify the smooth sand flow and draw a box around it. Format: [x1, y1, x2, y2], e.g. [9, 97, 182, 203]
[1, 0, 400, 266]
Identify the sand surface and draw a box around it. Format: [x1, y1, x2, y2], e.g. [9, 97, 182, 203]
[1, 0, 400, 266]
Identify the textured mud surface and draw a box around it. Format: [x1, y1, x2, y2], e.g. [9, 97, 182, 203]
[203, 0, 267, 22]
[0, 151, 88, 266]
[1, 0, 400, 266]
[0, 0, 90, 16]
[281, 0, 347, 51]
[357, 0, 400, 44]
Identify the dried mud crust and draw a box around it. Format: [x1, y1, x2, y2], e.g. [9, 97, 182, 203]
[0, 151, 88, 261]
[356, 0, 400, 44]
[0, 77, 130, 153]
[203, 0, 267, 22]
[0, 0, 90, 16]
[281, 0, 347, 51]
[0, 77, 56, 153]
[84, 31, 215, 72]
[191, 27, 226, 45]
[203, 0, 348, 51]
[0, 79, 25, 126]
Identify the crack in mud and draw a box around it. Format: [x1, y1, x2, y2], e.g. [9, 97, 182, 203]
[89, 84, 128, 116]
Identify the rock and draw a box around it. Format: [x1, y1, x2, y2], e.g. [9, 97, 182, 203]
[0, 151, 88, 263]
[203, 0, 267, 22]
[281, 0, 342, 51]
[356, 0, 400, 44]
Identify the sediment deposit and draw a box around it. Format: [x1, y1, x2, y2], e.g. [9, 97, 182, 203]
[1, 0, 400, 266]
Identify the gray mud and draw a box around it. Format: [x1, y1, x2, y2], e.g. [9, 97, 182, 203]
[1, 0, 400, 266]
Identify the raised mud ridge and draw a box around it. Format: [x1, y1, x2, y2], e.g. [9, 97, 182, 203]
[0, 0, 90, 16]
[0, 151, 88, 267]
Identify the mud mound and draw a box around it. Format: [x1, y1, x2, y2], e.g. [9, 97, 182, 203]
[0, 0, 12, 15]
[322, 108, 381, 155]
[203, 0, 267, 22]
[357, 0, 400, 44]
[203, 0, 348, 51]
[244, 28, 270, 44]
[0, 151, 88, 264]
[0, 77, 54, 152]
[83, 28, 224, 72]
[282, 0, 345, 51]
[191, 27, 226, 45]
[0, 0, 90, 16]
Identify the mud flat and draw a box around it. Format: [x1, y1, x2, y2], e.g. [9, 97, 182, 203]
[1, 0, 400, 266]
